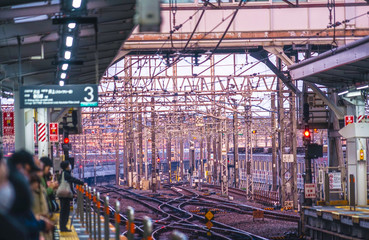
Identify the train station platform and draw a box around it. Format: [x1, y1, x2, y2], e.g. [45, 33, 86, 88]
[303, 205, 369, 240]
[56, 212, 119, 240]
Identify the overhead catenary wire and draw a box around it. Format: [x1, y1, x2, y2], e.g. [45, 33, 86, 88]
[99, 11, 369, 112]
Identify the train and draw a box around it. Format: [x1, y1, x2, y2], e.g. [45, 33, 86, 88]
[71, 147, 328, 190]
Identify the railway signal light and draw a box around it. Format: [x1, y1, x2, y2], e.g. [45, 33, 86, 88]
[304, 129, 310, 138]
[304, 125, 311, 143]
[64, 137, 70, 144]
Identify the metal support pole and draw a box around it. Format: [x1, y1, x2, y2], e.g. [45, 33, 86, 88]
[151, 98, 157, 192]
[207, 135, 211, 183]
[189, 140, 195, 184]
[277, 58, 285, 206]
[213, 131, 217, 184]
[115, 132, 120, 185]
[167, 133, 172, 183]
[104, 196, 110, 240]
[180, 137, 184, 181]
[81, 185, 86, 227]
[88, 187, 92, 239]
[290, 92, 298, 209]
[199, 137, 203, 190]
[143, 216, 152, 240]
[233, 112, 239, 188]
[139, 108, 143, 184]
[93, 189, 97, 240]
[126, 206, 135, 240]
[76, 185, 81, 220]
[271, 94, 277, 191]
[85, 185, 89, 232]
[97, 192, 101, 240]
[220, 117, 228, 196]
[115, 201, 120, 240]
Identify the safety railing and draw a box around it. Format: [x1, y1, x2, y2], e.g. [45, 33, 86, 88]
[75, 185, 187, 240]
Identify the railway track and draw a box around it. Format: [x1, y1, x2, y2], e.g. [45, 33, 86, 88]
[201, 184, 299, 222]
[98, 185, 268, 240]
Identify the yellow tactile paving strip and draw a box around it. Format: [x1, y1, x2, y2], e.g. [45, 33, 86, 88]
[56, 213, 127, 240]
[54, 213, 80, 240]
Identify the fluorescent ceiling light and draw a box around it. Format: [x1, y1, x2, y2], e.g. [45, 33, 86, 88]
[72, 0, 82, 8]
[59, 80, 65, 86]
[346, 91, 362, 98]
[60, 73, 66, 79]
[64, 51, 71, 60]
[338, 90, 349, 96]
[61, 63, 69, 71]
[357, 85, 369, 90]
[68, 23, 76, 29]
[14, 15, 48, 24]
[66, 36, 73, 47]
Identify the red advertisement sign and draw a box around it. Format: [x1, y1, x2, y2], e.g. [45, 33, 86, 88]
[344, 115, 354, 126]
[3, 112, 14, 136]
[49, 123, 59, 142]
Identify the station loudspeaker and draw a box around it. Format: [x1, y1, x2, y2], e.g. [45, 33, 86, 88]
[134, 0, 161, 32]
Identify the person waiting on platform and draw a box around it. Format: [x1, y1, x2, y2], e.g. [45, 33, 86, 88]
[40, 157, 59, 214]
[57, 160, 84, 232]
[0, 150, 26, 240]
[7, 150, 54, 240]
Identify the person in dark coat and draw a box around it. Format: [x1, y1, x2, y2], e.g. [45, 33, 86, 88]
[58, 160, 84, 232]
[0, 150, 26, 240]
[7, 150, 53, 240]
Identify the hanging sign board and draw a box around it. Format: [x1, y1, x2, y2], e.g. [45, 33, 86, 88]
[49, 123, 59, 142]
[20, 84, 98, 108]
[2, 112, 14, 136]
[282, 154, 294, 163]
[328, 172, 341, 190]
[305, 183, 316, 199]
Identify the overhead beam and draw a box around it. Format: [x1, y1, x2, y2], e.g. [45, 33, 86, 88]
[250, 49, 300, 94]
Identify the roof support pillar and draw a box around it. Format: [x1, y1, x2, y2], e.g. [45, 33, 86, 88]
[339, 97, 367, 206]
[14, 91, 35, 153]
[37, 108, 49, 158]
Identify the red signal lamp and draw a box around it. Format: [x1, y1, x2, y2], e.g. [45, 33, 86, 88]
[304, 125, 310, 138]
[157, 158, 160, 163]
[304, 130, 310, 137]
[64, 137, 70, 144]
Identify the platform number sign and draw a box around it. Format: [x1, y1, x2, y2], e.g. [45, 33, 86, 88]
[305, 183, 316, 199]
[20, 84, 98, 108]
[344, 115, 354, 126]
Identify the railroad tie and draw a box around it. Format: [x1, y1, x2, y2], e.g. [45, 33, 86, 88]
[270, 236, 285, 240]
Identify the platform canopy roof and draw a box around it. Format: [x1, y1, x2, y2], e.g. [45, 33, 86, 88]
[0, 0, 136, 93]
[288, 35, 369, 90]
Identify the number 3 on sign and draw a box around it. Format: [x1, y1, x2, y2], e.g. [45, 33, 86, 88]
[84, 86, 94, 102]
